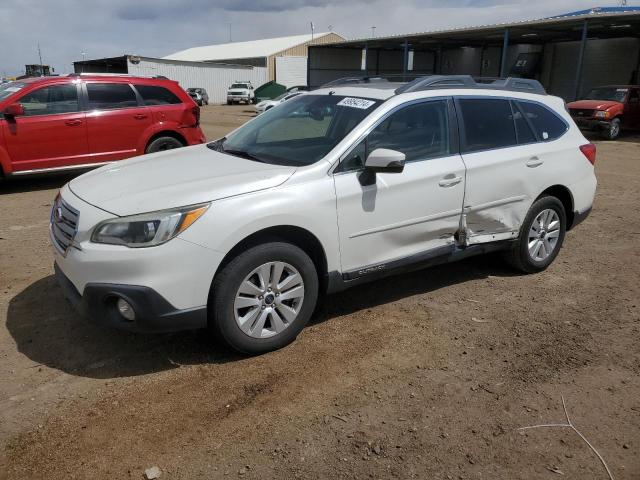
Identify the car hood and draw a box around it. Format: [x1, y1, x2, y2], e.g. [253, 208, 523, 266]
[567, 99, 621, 110]
[69, 145, 296, 216]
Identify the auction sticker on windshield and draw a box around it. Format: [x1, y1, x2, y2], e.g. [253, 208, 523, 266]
[337, 97, 376, 109]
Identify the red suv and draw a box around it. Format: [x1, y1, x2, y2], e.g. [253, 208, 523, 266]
[0, 74, 205, 177]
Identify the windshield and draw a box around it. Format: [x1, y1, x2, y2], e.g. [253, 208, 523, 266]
[209, 94, 381, 166]
[231, 83, 249, 89]
[584, 87, 628, 102]
[0, 82, 26, 101]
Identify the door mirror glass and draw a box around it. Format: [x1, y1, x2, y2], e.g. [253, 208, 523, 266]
[3, 103, 25, 117]
[365, 148, 406, 173]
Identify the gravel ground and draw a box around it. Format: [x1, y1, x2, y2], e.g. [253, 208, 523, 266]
[1, 105, 639, 479]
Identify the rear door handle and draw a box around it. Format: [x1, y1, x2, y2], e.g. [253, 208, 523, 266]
[526, 157, 544, 168]
[134, 114, 148, 120]
[438, 175, 463, 187]
[65, 119, 82, 126]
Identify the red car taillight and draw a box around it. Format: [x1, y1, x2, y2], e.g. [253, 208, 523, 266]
[579, 143, 596, 166]
[191, 106, 200, 127]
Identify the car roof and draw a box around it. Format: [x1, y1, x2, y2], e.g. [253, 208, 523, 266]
[311, 85, 400, 100]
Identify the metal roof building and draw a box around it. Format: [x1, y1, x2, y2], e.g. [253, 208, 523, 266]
[164, 32, 345, 86]
[307, 7, 640, 100]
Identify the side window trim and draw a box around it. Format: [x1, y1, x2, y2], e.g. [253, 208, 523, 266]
[334, 96, 457, 175]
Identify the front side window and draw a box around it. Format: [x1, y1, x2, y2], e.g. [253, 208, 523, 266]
[459, 98, 517, 153]
[341, 100, 451, 171]
[517, 101, 567, 141]
[212, 94, 381, 166]
[18, 84, 79, 116]
[134, 85, 181, 106]
[86, 83, 138, 110]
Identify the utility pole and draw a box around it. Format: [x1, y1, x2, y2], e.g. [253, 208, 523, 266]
[37, 43, 44, 76]
[228, 23, 232, 42]
[371, 26, 376, 37]
[311, 22, 315, 40]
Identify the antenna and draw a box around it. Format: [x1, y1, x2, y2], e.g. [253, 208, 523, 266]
[37, 43, 44, 75]
[311, 21, 315, 40]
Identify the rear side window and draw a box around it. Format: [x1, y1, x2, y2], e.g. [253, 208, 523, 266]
[516, 101, 567, 141]
[135, 85, 182, 106]
[458, 98, 516, 152]
[87, 83, 138, 110]
[19, 84, 79, 116]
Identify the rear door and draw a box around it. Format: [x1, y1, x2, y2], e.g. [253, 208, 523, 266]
[1, 82, 89, 172]
[457, 97, 569, 244]
[84, 82, 152, 161]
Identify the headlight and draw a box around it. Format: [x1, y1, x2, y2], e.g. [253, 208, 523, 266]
[91, 203, 209, 248]
[594, 110, 609, 119]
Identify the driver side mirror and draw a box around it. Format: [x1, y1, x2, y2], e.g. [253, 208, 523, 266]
[3, 103, 24, 118]
[359, 148, 406, 186]
[365, 148, 406, 173]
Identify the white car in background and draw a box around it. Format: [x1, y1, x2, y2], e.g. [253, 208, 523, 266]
[51, 75, 596, 355]
[255, 91, 305, 114]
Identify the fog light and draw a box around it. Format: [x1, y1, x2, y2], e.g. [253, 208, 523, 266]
[116, 298, 135, 321]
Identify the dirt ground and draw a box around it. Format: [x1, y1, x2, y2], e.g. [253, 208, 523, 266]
[1, 105, 639, 479]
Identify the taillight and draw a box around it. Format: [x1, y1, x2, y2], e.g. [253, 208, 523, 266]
[579, 143, 596, 166]
[191, 106, 200, 127]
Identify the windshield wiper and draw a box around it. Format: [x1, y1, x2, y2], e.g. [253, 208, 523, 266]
[222, 148, 264, 163]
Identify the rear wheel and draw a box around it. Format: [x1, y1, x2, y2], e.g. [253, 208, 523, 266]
[145, 136, 184, 154]
[227, 100, 232, 105]
[601, 118, 621, 140]
[504, 196, 566, 273]
[210, 242, 319, 355]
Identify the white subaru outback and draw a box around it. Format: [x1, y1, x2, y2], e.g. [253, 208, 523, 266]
[51, 76, 597, 355]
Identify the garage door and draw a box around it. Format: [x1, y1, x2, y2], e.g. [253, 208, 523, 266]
[275, 56, 307, 88]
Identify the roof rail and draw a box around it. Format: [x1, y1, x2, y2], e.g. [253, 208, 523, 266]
[67, 73, 170, 80]
[395, 75, 546, 95]
[321, 76, 390, 88]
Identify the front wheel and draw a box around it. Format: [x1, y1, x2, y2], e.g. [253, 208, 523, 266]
[504, 196, 566, 273]
[601, 118, 621, 140]
[210, 242, 319, 355]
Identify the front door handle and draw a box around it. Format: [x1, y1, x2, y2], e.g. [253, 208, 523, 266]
[438, 175, 463, 187]
[65, 119, 83, 126]
[526, 156, 544, 168]
[133, 114, 148, 120]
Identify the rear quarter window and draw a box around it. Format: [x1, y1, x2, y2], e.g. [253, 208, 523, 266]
[135, 85, 182, 106]
[516, 101, 568, 141]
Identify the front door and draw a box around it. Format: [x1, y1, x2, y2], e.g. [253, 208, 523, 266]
[84, 82, 152, 161]
[334, 99, 466, 274]
[2, 83, 89, 172]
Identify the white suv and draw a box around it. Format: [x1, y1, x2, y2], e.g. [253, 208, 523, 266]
[226, 81, 255, 105]
[51, 76, 597, 355]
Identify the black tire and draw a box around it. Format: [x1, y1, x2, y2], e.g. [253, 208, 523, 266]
[504, 196, 567, 273]
[227, 100, 232, 105]
[601, 118, 621, 140]
[145, 136, 184, 154]
[251, 97, 257, 105]
[210, 242, 319, 355]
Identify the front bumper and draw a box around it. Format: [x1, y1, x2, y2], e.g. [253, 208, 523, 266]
[571, 117, 610, 130]
[55, 263, 207, 333]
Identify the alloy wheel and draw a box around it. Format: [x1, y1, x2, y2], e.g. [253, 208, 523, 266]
[233, 261, 305, 339]
[527, 209, 561, 261]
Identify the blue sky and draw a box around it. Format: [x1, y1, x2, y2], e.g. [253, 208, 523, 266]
[0, 0, 628, 77]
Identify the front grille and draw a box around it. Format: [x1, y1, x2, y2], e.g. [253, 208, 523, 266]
[51, 196, 79, 255]
[570, 108, 595, 118]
